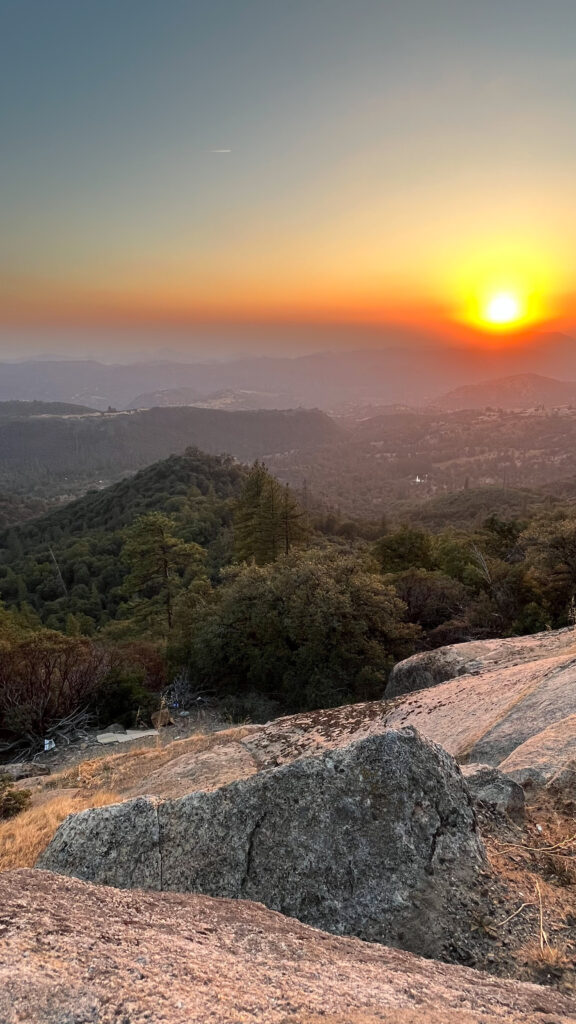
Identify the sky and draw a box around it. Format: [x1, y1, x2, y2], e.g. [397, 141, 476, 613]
[2, 0, 576, 357]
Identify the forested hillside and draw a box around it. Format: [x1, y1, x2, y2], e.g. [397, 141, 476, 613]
[0, 406, 341, 495]
[269, 406, 576, 515]
[0, 494, 51, 529]
[0, 449, 247, 634]
[6, 400, 576, 515]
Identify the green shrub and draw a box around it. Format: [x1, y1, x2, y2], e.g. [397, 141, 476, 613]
[217, 692, 280, 724]
[0, 773, 31, 820]
[92, 667, 161, 728]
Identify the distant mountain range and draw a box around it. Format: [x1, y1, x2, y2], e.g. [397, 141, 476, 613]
[128, 388, 297, 411]
[2, 332, 576, 411]
[432, 373, 576, 411]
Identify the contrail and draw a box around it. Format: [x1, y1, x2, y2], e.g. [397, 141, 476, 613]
[209, 148, 232, 153]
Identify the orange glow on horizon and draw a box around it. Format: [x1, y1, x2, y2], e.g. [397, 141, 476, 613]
[0, 244, 574, 346]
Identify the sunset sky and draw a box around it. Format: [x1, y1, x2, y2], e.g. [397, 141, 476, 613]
[2, 0, 576, 355]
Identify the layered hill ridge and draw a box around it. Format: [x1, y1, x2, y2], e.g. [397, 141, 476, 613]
[0, 400, 98, 418]
[128, 386, 297, 411]
[432, 373, 576, 411]
[3, 337, 576, 410]
[0, 404, 340, 495]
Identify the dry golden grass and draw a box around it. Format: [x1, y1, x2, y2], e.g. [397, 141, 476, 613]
[51, 723, 257, 794]
[520, 939, 573, 969]
[0, 790, 119, 871]
[0, 724, 259, 874]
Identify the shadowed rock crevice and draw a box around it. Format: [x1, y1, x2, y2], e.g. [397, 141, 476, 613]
[154, 800, 163, 891]
[241, 811, 267, 894]
[427, 819, 444, 877]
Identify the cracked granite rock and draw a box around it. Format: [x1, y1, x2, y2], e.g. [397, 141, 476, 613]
[38, 728, 484, 958]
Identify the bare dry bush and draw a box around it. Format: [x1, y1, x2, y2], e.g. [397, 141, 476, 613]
[0, 632, 109, 754]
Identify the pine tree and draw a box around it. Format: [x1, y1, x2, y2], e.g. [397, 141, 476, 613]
[234, 463, 272, 563]
[234, 464, 308, 565]
[123, 512, 205, 632]
[279, 484, 308, 555]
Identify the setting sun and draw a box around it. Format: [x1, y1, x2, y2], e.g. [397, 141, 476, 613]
[448, 243, 558, 336]
[484, 292, 522, 326]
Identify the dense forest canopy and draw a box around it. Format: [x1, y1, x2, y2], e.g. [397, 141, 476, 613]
[0, 450, 247, 635]
[0, 494, 51, 530]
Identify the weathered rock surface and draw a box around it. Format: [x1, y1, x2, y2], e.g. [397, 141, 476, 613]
[1, 869, 575, 1024]
[387, 647, 475, 697]
[37, 796, 162, 889]
[127, 733, 261, 798]
[38, 729, 484, 958]
[461, 764, 525, 821]
[213, 628, 576, 802]
[384, 629, 576, 794]
[499, 714, 576, 796]
[387, 629, 576, 699]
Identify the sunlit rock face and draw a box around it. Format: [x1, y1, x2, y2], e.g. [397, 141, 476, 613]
[385, 627, 576, 796]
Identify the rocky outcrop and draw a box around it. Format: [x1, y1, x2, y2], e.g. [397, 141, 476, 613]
[461, 764, 525, 822]
[2, 869, 575, 1024]
[38, 729, 484, 959]
[387, 647, 475, 698]
[384, 630, 576, 796]
[498, 714, 576, 796]
[46, 630, 576, 812]
[387, 629, 576, 699]
[63, 628, 576, 806]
